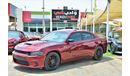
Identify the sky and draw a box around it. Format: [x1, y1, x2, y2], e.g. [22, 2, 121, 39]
[10, 0, 107, 12]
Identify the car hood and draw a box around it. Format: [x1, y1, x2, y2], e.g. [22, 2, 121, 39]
[15, 40, 62, 52]
[8, 38, 17, 43]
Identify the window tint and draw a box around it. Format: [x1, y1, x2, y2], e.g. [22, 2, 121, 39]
[69, 32, 82, 42]
[81, 32, 95, 40]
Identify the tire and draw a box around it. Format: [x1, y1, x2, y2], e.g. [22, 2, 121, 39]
[93, 46, 103, 60]
[110, 43, 116, 54]
[44, 52, 60, 71]
[108, 44, 111, 52]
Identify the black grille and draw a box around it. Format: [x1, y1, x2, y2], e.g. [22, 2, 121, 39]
[118, 43, 122, 45]
[8, 48, 14, 51]
[118, 48, 122, 52]
[15, 50, 30, 55]
[13, 56, 28, 65]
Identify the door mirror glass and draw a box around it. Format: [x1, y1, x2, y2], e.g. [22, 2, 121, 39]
[108, 32, 112, 38]
[67, 39, 74, 43]
[114, 34, 119, 39]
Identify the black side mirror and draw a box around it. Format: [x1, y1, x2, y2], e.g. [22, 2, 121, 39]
[66, 39, 74, 44]
[108, 32, 112, 38]
[108, 35, 112, 38]
[114, 35, 119, 39]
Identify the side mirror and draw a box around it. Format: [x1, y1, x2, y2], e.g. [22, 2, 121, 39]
[66, 39, 74, 43]
[108, 35, 112, 38]
[108, 33, 112, 38]
[114, 34, 119, 39]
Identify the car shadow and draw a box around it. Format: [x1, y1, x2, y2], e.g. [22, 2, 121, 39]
[114, 53, 122, 56]
[14, 56, 113, 74]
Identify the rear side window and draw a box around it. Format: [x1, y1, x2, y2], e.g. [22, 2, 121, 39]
[81, 32, 95, 40]
[69, 32, 82, 42]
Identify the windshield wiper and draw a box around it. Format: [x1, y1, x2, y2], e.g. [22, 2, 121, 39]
[40, 40, 50, 42]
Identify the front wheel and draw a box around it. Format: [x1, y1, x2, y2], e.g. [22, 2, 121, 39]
[110, 43, 116, 54]
[93, 46, 103, 60]
[44, 52, 60, 71]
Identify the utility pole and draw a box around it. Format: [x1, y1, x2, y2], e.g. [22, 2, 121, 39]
[92, 0, 96, 33]
[106, 0, 110, 41]
[50, 10, 52, 32]
[42, 0, 46, 34]
[85, 9, 88, 31]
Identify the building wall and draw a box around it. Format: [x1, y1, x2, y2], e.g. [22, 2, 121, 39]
[23, 11, 51, 33]
[16, 8, 23, 31]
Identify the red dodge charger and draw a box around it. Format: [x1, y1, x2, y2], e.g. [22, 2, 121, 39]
[12, 29, 107, 71]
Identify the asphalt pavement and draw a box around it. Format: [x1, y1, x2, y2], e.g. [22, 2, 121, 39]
[8, 55, 122, 76]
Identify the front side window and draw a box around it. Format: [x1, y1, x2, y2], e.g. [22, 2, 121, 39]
[41, 31, 70, 42]
[69, 32, 82, 42]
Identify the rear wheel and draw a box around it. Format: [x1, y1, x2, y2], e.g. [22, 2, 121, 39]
[44, 52, 60, 71]
[93, 46, 103, 60]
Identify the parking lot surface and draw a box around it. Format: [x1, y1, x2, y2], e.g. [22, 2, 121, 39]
[8, 55, 122, 76]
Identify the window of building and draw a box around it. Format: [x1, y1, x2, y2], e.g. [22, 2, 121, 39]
[24, 27, 28, 32]
[30, 28, 36, 32]
[38, 28, 43, 34]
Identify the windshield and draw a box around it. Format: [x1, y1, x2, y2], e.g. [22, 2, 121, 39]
[8, 31, 20, 39]
[41, 31, 70, 42]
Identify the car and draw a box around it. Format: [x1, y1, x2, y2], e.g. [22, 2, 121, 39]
[12, 29, 107, 71]
[8, 30, 28, 54]
[108, 31, 122, 54]
[24, 32, 42, 41]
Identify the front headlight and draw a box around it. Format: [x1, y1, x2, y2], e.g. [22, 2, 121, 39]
[13, 41, 19, 44]
[30, 51, 43, 56]
[9, 41, 19, 45]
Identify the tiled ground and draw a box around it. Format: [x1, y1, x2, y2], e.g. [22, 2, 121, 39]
[8, 55, 122, 76]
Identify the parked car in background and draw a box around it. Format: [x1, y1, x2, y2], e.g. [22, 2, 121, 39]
[8, 30, 28, 54]
[108, 31, 122, 54]
[24, 32, 42, 41]
[13, 29, 107, 71]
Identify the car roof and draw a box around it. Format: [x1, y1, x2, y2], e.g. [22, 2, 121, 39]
[55, 29, 95, 34]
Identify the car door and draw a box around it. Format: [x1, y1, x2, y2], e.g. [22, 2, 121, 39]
[67, 32, 84, 59]
[80, 32, 97, 57]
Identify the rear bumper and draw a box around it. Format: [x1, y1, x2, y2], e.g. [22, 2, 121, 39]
[12, 51, 45, 69]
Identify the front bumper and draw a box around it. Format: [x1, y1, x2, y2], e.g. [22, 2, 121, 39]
[8, 45, 15, 53]
[115, 45, 122, 53]
[12, 51, 45, 69]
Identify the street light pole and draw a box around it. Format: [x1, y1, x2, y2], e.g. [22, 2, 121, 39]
[92, 0, 96, 33]
[106, 0, 110, 41]
[42, 0, 45, 34]
[85, 9, 88, 31]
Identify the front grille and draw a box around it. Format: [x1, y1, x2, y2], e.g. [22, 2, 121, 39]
[15, 50, 30, 55]
[118, 43, 122, 46]
[13, 56, 28, 65]
[117, 48, 122, 52]
[8, 48, 14, 52]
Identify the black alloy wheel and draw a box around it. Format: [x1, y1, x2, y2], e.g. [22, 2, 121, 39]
[93, 46, 103, 60]
[44, 52, 60, 71]
[110, 43, 116, 54]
